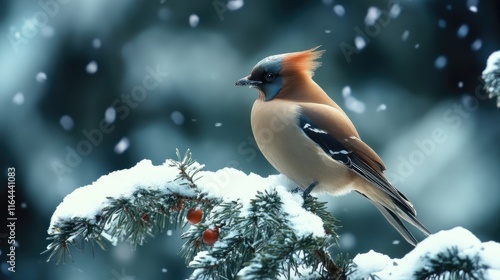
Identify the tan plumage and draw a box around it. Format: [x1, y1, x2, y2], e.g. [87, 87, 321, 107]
[236, 47, 430, 245]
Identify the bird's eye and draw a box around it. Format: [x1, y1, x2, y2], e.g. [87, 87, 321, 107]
[265, 73, 276, 82]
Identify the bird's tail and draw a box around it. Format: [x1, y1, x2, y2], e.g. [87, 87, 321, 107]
[373, 203, 430, 246]
[358, 190, 431, 246]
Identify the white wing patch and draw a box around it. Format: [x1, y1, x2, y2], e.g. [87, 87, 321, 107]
[303, 123, 328, 134]
[329, 149, 350, 155]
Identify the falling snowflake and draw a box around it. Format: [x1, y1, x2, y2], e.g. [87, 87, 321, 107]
[438, 19, 446, 28]
[467, 0, 478, 12]
[227, 0, 244, 11]
[171, 111, 185, 126]
[434, 56, 448, 69]
[365, 7, 381, 26]
[401, 30, 409, 41]
[114, 138, 130, 154]
[355, 36, 366, 50]
[92, 38, 101, 49]
[389, 3, 402, 18]
[60, 115, 74, 131]
[86, 61, 98, 74]
[12, 92, 24, 105]
[342, 86, 365, 114]
[36, 72, 47, 83]
[189, 14, 199, 28]
[457, 24, 469, 38]
[105, 107, 116, 124]
[376, 104, 387, 112]
[471, 39, 482, 51]
[333, 5, 345, 16]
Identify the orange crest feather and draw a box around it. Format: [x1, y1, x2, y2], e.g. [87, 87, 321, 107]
[281, 46, 325, 77]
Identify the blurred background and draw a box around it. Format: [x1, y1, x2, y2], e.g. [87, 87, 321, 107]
[1, 0, 499, 279]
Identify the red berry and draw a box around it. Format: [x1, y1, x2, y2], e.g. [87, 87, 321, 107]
[187, 208, 203, 225]
[202, 227, 219, 246]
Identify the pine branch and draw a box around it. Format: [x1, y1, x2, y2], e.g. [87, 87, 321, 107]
[186, 190, 343, 279]
[414, 247, 485, 280]
[44, 217, 105, 264]
[314, 249, 345, 280]
[44, 150, 347, 278]
[44, 150, 498, 279]
[170, 149, 203, 189]
[43, 149, 212, 264]
[349, 227, 499, 279]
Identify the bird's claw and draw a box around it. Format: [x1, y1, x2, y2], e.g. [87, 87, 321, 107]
[302, 181, 318, 199]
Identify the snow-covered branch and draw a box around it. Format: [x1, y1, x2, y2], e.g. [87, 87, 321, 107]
[350, 227, 500, 279]
[44, 150, 500, 279]
[482, 50, 500, 107]
[44, 150, 209, 263]
[44, 150, 343, 279]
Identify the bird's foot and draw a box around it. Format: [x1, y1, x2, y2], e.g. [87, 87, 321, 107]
[303, 181, 318, 199]
[291, 187, 302, 194]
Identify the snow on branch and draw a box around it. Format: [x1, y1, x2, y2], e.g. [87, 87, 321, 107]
[43, 150, 343, 279]
[482, 50, 500, 107]
[44, 150, 206, 262]
[44, 150, 500, 279]
[350, 227, 500, 279]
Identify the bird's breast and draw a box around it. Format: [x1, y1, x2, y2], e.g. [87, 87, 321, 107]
[251, 100, 302, 167]
[250, 99, 355, 195]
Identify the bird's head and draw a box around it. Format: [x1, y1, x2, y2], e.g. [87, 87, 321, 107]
[235, 46, 325, 101]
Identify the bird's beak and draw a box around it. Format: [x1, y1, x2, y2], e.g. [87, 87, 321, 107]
[235, 76, 261, 88]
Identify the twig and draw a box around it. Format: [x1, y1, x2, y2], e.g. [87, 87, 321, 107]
[314, 249, 345, 280]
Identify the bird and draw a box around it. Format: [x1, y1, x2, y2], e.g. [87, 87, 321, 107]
[235, 46, 430, 246]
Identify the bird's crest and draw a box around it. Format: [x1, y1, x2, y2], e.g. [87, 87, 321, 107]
[282, 46, 325, 78]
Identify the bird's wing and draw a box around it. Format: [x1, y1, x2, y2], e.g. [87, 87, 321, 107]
[298, 103, 430, 243]
[298, 103, 414, 214]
